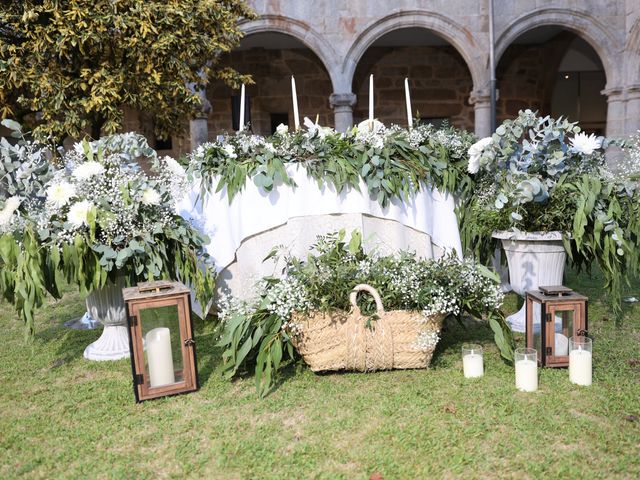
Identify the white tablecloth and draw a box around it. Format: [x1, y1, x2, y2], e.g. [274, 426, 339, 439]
[177, 164, 462, 273]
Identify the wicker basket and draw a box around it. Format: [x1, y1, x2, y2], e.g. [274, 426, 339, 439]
[290, 284, 444, 372]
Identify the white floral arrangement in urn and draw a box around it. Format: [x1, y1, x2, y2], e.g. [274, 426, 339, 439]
[0, 122, 215, 334]
[459, 109, 640, 321]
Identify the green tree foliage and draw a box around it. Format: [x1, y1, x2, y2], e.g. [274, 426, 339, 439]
[0, 0, 255, 141]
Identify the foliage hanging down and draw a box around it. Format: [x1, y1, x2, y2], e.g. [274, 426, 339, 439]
[187, 119, 476, 208]
[0, 121, 215, 336]
[216, 230, 513, 397]
[460, 110, 640, 322]
[0, 0, 255, 141]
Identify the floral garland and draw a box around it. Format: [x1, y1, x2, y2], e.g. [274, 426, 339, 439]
[216, 230, 511, 397]
[187, 119, 475, 207]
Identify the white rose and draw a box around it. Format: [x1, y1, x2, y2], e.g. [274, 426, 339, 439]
[46, 181, 76, 208]
[163, 156, 186, 177]
[141, 188, 161, 205]
[276, 123, 288, 135]
[0, 196, 21, 226]
[67, 200, 93, 227]
[223, 144, 237, 159]
[467, 137, 493, 174]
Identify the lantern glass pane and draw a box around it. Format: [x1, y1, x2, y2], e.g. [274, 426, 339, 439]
[553, 309, 573, 356]
[532, 301, 542, 357]
[139, 305, 184, 388]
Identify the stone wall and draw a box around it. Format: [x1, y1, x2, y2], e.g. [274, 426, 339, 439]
[352, 46, 474, 131]
[205, 49, 333, 137]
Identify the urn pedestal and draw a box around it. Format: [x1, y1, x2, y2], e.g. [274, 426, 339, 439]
[493, 231, 566, 332]
[83, 275, 130, 361]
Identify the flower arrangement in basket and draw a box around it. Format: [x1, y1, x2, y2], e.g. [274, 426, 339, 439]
[217, 230, 512, 396]
[0, 121, 215, 335]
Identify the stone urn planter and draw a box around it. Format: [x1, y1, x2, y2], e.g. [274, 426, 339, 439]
[493, 231, 566, 332]
[83, 274, 130, 361]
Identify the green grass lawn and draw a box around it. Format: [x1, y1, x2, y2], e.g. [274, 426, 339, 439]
[1, 268, 639, 479]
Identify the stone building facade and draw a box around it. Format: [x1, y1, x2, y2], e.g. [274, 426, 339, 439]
[142, 0, 640, 155]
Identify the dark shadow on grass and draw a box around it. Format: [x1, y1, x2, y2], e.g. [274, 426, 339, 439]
[429, 315, 494, 369]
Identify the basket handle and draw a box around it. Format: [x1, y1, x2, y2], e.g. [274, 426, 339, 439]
[349, 284, 385, 314]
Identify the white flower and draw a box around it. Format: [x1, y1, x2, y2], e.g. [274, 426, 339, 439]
[570, 132, 602, 155]
[46, 181, 76, 208]
[72, 161, 105, 180]
[223, 144, 237, 159]
[356, 119, 385, 134]
[467, 137, 493, 174]
[67, 200, 93, 227]
[276, 123, 288, 135]
[163, 156, 185, 178]
[141, 188, 161, 205]
[304, 117, 333, 139]
[0, 196, 21, 226]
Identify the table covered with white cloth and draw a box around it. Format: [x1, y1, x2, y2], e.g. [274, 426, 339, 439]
[177, 164, 462, 299]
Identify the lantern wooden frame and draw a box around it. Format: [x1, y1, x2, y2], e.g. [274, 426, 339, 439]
[123, 280, 199, 402]
[525, 285, 588, 368]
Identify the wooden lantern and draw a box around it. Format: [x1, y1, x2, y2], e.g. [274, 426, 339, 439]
[525, 285, 588, 368]
[123, 280, 198, 402]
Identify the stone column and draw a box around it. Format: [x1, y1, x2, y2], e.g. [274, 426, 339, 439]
[601, 87, 626, 138]
[189, 86, 211, 152]
[330, 93, 357, 132]
[470, 89, 492, 138]
[625, 85, 640, 135]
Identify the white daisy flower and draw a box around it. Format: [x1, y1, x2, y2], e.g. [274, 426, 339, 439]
[46, 181, 76, 208]
[67, 200, 93, 227]
[569, 132, 602, 155]
[72, 161, 105, 180]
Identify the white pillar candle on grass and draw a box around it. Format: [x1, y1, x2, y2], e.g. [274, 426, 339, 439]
[569, 336, 592, 386]
[463, 354, 484, 378]
[291, 76, 300, 131]
[369, 74, 374, 131]
[146, 327, 176, 388]
[239, 84, 245, 132]
[515, 348, 538, 392]
[462, 344, 484, 378]
[404, 78, 413, 128]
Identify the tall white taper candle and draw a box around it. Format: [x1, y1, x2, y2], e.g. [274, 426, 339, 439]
[239, 84, 245, 132]
[404, 78, 413, 128]
[291, 76, 300, 131]
[369, 74, 374, 131]
[146, 327, 176, 388]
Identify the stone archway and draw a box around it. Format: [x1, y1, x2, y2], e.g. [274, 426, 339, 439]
[496, 22, 613, 135]
[239, 15, 341, 91]
[350, 27, 475, 131]
[342, 11, 483, 92]
[206, 30, 334, 136]
[495, 8, 621, 88]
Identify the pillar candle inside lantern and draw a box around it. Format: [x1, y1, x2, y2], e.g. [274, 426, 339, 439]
[146, 327, 176, 387]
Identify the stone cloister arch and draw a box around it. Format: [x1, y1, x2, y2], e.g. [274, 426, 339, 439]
[495, 8, 624, 136]
[195, 17, 335, 138]
[331, 11, 485, 133]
